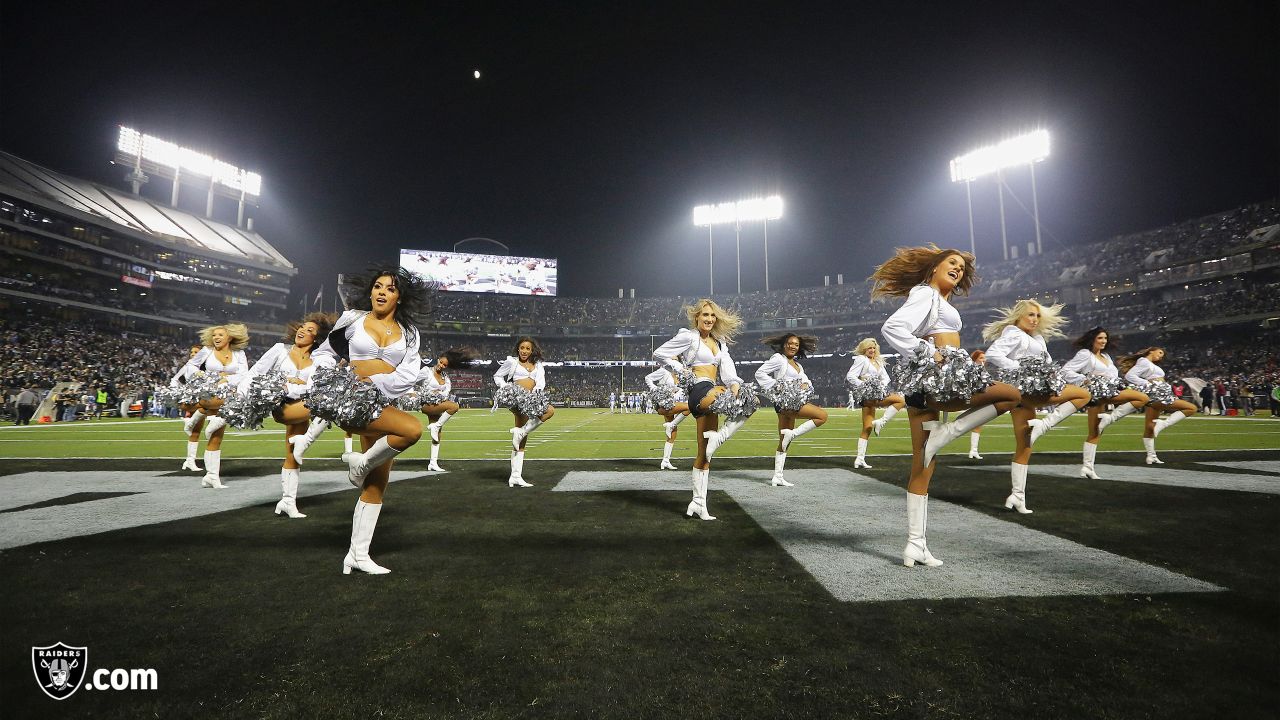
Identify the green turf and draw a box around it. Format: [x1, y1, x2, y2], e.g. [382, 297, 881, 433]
[0, 408, 1276, 461]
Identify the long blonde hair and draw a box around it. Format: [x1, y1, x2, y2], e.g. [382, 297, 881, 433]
[981, 299, 1067, 342]
[198, 323, 249, 351]
[853, 338, 882, 368]
[683, 299, 742, 344]
[869, 244, 978, 299]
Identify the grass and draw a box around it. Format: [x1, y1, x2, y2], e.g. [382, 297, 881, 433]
[1, 409, 1277, 718]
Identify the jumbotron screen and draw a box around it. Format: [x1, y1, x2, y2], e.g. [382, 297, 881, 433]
[400, 249, 558, 296]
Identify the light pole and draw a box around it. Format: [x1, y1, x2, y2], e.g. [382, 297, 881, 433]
[950, 129, 1050, 261]
[693, 195, 783, 296]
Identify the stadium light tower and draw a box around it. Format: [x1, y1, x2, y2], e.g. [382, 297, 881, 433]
[115, 126, 262, 228]
[693, 195, 784, 294]
[950, 129, 1050, 260]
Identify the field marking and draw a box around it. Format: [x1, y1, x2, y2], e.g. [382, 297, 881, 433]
[1209, 460, 1280, 474]
[0, 469, 446, 549]
[968, 464, 1280, 494]
[553, 469, 1223, 602]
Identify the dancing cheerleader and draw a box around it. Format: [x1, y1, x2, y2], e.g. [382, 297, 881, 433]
[416, 347, 476, 472]
[1120, 347, 1196, 464]
[173, 324, 250, 489]
[493, 337, 555, 488]
[846, 338, 905, 469]
[755, 333, 828, 486]
[1060, 328, 1150, 479]
[874, 245, 1021, 566]
[653, 299, 758, 520]
[170, 344, 207, 472]
[227, 312, 335, 518]
[309, 269, 427, 575]
[644, 367, 691, 470]
[982, 299, 1091, 513]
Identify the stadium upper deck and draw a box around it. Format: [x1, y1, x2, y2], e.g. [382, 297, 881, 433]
[0, 150, 295, 337]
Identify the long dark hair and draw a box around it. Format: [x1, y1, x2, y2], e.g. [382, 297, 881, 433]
[439, 346, 478, 370]
[1118, 347, 1163, 375]
[1073, 326, 1111, 352]
[346, 267, 434, 339]
[284, 312, 337, 345]
[513, 336, 544, 363]
[762, 333, 817, 359]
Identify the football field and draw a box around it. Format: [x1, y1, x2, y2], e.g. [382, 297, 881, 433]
[2, 409, 1277, 718]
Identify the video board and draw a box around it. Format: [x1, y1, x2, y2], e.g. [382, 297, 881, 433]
[400, 249, 557, 296]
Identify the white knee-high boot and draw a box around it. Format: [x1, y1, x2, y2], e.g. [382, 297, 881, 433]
[771, 452, 793, 487]
[663, 412, 688, 439]
[873, 406, 899, 436]
[204, 415, 226, 438]
[289, 418, 329, 465]
[854, 438, 871, 468]
[428, 442, 444, 471]
[1143, 437, 1163, 465]
[923, 404, 998, 466]
[509, 451, 531, 487]
[660, 441, 677, 470]
[428, 410, 454, 441]
[511, 417, 543, 450]
[182, 441, 202, 471]
[1153, 410, 1186, 438]
[343, 500, 390, 575]
[780, 420, 817, 451]
[903, 493, 942, 567]
[1005, 462, 1032, 514]
[968, 432, 983, 459]
[1080, 441, 1100, 479]
[344, 436, 402, 488]
[686, 468, 715, 520]
[275, 468, 305, 518]
[183, 409, 205, 435]
[1029, 401, 1077, 444]
[201, 449, 225, 489]
[1098, 402, 1139, 433]
[704, 418, 745, 459]
[343, 434, 354, 454]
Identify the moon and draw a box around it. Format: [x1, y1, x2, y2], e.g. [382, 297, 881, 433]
[473, 69, 481, 80]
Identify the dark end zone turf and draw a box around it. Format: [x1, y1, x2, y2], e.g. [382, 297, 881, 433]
[1, 452, 1277, 719]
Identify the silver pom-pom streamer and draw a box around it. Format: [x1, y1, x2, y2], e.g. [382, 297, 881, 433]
[845, 377, 888, 409]
[395, 389, 421, 412]
[493, 383, 521, 411]
[167, 372, 232, 405]
[1084, 374, 1124, 401]
[647, 385, 679, 411]
[516, 388, 551, 419]
[769, 379, 814, 412]
[728, 382, 761, 420]
[1143, 381, 1175, 406]
[674, 368, 698, 391]
[305, 365, 392, 428]
[416, 388, 449, 408]
[706, 385, 738, 416]
[892, 345, 993, 405]
[997, 356, 1066, 397]
[222, 371, 290, 429]
[152, 384, 185, 408]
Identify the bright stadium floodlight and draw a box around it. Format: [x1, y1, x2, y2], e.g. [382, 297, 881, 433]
[115, 126, 263, 218]
[692, 195, 784, 293]
[949, 130, 1050, 260]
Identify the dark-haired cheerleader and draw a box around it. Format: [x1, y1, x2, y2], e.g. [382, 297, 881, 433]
[755, 333, 828, 487]
[1121, 347, 1196, 464]
[493, 337, 555, 487]
[1061, 328, 1150, 479]
[417, 347, 475, 472]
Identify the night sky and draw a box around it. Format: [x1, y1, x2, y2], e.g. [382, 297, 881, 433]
[2, 1, 1276, 302]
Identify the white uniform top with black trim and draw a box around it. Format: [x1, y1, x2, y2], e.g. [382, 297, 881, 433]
[880, 284, 963, 357]
[984, 326, 1050, 371]
[493, 357, 545, 390]
[1124, 357, 1166, 388]
[312, 310, 422, 399]
[237, 342, 316, 399]
[652, 328, 743, 386]
[846, 354, 891, 387]
[1061, 349, 1118, 384]
[418, 363, 452, 397]
[174, 347, 249, 387]
[754, 353, 811, 392]
[644, 368, 677, 390]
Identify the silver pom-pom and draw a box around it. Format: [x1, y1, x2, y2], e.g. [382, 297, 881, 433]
[769, 379, 814, 412]
[493, 383, 521, 410]
[647, 385, 679, 411]
[674, 369, 698, 391]
[845, 377, 888, 409]
[892, 345, 993, 405]
[1084, 374, 1124, 401]
[169, 372, 231, 405]
[222, 371, 290, 429]
[997, 356, 1066, 397]
[152, 384, 184, 407]
[395, 389, 421, 412]
[516, 388, 551, 419]
[707, 385, 739, 416]
[729, 382, 761, 420]
[305, 365, 392, 428]
[1143, 382, 1175, 406]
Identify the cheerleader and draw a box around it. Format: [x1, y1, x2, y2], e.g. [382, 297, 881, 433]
[755, 334, 828, 486]
[171, 344, 207, 471]
[846, 338, 905, 469]
[310, 269, 427, 575]
[493, 337, 555, 488]
[418, 347, 476, 472]
[1120, 347, 1196, 464]
[1059, 328, 1150, 478]
[982, 300, 1092, 513]
[232, 312, 335, 518]
[174, 324, 250, 489]
[653, 299, 757, 521]
[644, 367, 691, 470]
[874, 246, 1021, 566]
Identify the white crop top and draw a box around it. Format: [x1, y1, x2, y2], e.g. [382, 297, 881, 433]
[494, 356, 546, 391]
[1125, 357, 1166, 387]
[644, 368, 677, 390]
[419, 363, 451, 397]
[652, 328, 743, 387]
[881, 285, 964, 357]
[985, 326, 1050, 371]
[846, 354, 891, 387]
[1061, 350, 1118, 384]
[312, 310, 422, 399]
[754, 353, 811, 392]
[175, 347, 249, 387]
[237, 343, 315, 400]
